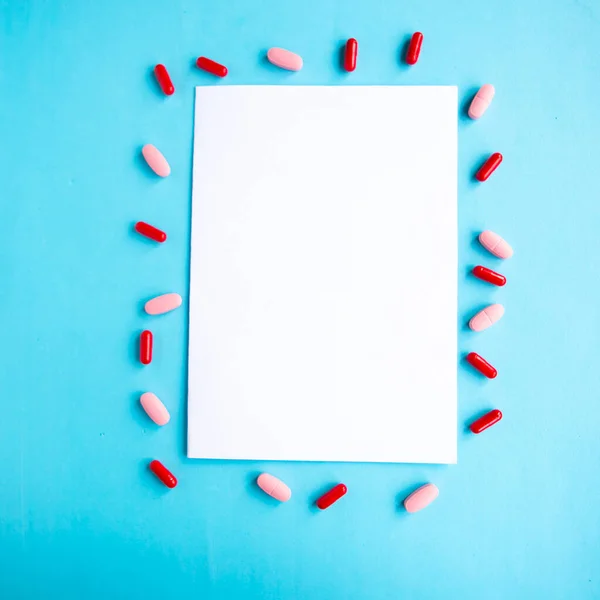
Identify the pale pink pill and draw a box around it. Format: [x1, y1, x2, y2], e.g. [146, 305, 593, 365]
[468, 84, 495, 119]
[144, 293, 182, 316]
[141, 144, 171, 177]
[469, 303, 505, 332]
[479, 230, 513, 259]
[257, 473, 292, 502]
[404, 483, 439, 513]
[140, 392, 170, 426]
[267, 48, 303, 71]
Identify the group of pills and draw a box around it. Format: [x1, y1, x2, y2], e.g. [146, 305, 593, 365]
[132, 36, 513, 514]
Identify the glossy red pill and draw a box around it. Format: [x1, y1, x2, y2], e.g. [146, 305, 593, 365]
[406, 32, 423, 65]
[140, 330, 153, 365]
[344, 38, 358, 72]
[154, 64, 174, 96]
[472, 266, 506, 286]
[466, 352, 497, 379]
[134, 221, 167, 243]
[470, 409, 503, 434]
[149, 460, 178, 488]
[475, 152, 503, 182]
[196, 56, 228, 77]
[316, 483, 347, 509]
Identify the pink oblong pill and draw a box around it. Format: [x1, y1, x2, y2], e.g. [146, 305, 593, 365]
[469, 303, 505, 332]
[140, 392, 170, 426]
[144, 293, 182, 316]
[404, 483, 439, 513]
[479, 230, 514, 259]
[468, 84, 495, 119]
[141, 144, 171, 177]
[257, 473, 292, 502]
[267, 48, 303, 71]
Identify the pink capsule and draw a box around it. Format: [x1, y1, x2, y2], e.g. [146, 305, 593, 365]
[267, 48, 303, 71]
[479, 230, 513, 259]
[469, 303, 505, 332]
[140, 392, 170, 426]
[141, 144, 171, 178]
[144, 293, 182, 316]
[468, 84, 495, 119]
[257, 473, 292, 502]
[404, 483, 439, 513]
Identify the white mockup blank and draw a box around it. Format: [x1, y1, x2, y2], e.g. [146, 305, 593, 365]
[188, 86, 457, 463]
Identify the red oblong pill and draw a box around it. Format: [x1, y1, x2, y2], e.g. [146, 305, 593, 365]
[134, 221, 167, 243]
[472, 266, 506, 286]
[344, 38, 358, 72]
[140, 330, 153, 365]
[466, 352, 497, 379]
[316, 483, 347, 510]
[475, 152, 503, 182]
[149, 460, 177, 488]
[470, 409, 503, 434]
[154, 64, 174, 96]
[196, 56, 228, 77]
[406, 32, 423, 65]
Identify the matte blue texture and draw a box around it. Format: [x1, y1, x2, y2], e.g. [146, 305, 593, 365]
[1, 0, 599, 598]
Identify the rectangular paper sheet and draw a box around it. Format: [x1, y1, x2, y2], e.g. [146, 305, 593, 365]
[188, 86, 457, 463]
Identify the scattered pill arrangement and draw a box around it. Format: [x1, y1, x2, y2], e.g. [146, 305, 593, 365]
[132, 39, 512, 510]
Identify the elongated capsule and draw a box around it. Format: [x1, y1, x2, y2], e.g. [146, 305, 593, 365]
[140, 330, 153, 364]
[257, 473, 292, 502]
[145, 293, 182, 316]
[466, 352, 497, 378]
[404, 483, 439, 513]
[267, 48, 303, 71]
[406, 32, 423, 65]
[479, 230, 513, 259]
[470, 409, 502, 434]
[344, 38, 358, 72]
[149, 460, 177, 488]
[468, 84, 495, 119]
[196, 56, 228, 77]
[141, 144, 171, 178]
[140, 393, 170, 426]
[472, 266, 506, 286]
[134, 221, 167, 243]
[475, 152, 503, 182]
[469, 303, 504, 332]
[154, 64, 174, 96]
[316, 483, 347, 509]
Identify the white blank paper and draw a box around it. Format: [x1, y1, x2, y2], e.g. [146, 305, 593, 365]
[188, 86, 457, 464]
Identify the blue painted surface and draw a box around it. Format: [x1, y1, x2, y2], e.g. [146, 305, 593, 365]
[1, 0, 599, 598]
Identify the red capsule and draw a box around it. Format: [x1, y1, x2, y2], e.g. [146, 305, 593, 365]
[196, 56, 228, 77]
[475, 152, 503, 182]
[154, 64, 174, 96]
[344, 38, 358, 72]
[406, 32, 423, 65]
[472, 266, 506, 286]
[316, 483, 347, 510]
[149, 460, 178, 488]
[134, 221, 167, 243]
[470, 409, 503, 434]
[466, 352, 497, 379]
[140, 330, 153, 365]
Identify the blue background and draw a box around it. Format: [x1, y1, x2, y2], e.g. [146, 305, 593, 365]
[1, 0, 599, 598]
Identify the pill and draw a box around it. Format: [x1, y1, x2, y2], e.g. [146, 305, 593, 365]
[267, 48, 303, 71]
[403, 483, 439, 513]
[344, 38, 358, 72]
[406, 32, 423, 65]
[469, 303, 504, 332]
[134, 221, 167, 243]
[316, 483, 347, 510]
[479, 230, 513, 259]
[472, 266, 506, 286]
[145, 293, 182, 316]
[257, 473, 292, 502]
[141, 144, 171, 178]
[196, 56, 228, 77]
[154, 64, 174, 96]
[140, 330, 153, 365]
[470, 409, 503, 434]
[468, 84, 495, 119]
[149, 460, 177, 488]
[466, 352, 497, 378]
[140, 392, 170, 426]
[475, 152, 503, 182]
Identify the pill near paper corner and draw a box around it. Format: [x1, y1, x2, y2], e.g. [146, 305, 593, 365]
[468, 84, 495, 119]
[196, 56, 228, 77]
[145, 293, 182, 316]
[267, 48, 303, 71]
[316, 483, 347, 509]
[479, 230, 513, 259]
[403, 483, 439, 513]
[140, 392, 170, 426]
[141, 144, 171, 177]
[257, 473, 292, 502]
[469, 303, 504, 332]
[149, 460, 177, 488]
